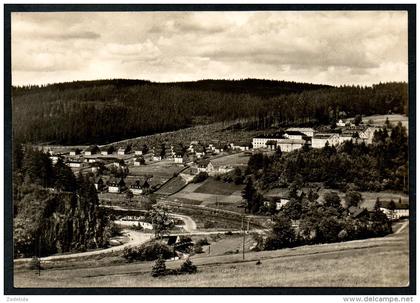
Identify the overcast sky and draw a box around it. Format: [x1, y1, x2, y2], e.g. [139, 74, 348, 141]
[11, 11, 408, 86]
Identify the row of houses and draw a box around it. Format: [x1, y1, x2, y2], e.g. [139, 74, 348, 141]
[95, 177, 150, 194]
[69, 145, 135, 157]
[149, 140, 252, 163]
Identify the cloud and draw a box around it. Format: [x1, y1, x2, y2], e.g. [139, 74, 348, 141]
[11, 11, 408, 86]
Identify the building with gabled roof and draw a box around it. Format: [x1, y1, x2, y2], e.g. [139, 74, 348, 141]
[311, 133, 340, 149]
[286, 127, 315, 138]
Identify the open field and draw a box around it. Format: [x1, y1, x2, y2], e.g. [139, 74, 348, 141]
[363, 114, 408, 130]
[154, 176, 187, 195]
[14, 220, 409, 288]
[170, 178, 243, 206]
[194, 178, 244, 196]
[211, 152, 251, 167]
[128, 160, 185, 177]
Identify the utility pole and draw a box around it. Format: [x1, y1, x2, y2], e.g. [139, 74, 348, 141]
[242, 216, 245, 261]
[38, 236, 41, 276]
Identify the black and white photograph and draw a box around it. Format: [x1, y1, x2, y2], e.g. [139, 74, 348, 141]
[3, 3, 416, 296]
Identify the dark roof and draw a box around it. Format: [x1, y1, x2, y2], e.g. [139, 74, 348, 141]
[86, 145, 99, 152]
[197, 159, 211, 167]
[380, 201, 409, 209]
[95, 177, 103, 183]
[286, 131, 305, 136]
[254, 133, 284, 139]
[348, 206, 368, 218]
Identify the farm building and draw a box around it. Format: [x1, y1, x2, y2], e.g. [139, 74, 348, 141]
[108, 178, 125, 193]
[359, 126, 380, 144]
[337, 119, 347, 127]
[194, 145, 207, 158]
[196, 159, 214, 173]
[133, 157, 145, 166]
[101, 146, 115, 156]
[379, 201, 409, 220]
[69, 149, 81, 156]
[49, 155, 60, 165]
[84, 145, 99, 156]
[66, 160, 85, 168]
[174, 154, 186, 164]
[129, 179, 150, 195]
[231, 141, 252, 151]
[117, 148, 126, 155]
[311, 133, 340, 148]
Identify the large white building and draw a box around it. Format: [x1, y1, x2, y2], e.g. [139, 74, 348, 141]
[252, 136, 305, 152]
[286, 127, 315, 138]
[252, 137, 284, 149]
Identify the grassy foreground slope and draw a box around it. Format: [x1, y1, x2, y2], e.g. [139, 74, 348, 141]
[14, 221, 409, 288]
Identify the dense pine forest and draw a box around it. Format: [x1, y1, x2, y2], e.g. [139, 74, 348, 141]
[12, 79, 407, 145]
[13, 147, 115, 257]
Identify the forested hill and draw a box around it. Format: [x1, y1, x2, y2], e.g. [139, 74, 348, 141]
[12, 79, 407, 145]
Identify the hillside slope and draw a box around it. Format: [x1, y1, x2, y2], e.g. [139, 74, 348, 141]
[12, 79, 407, 145]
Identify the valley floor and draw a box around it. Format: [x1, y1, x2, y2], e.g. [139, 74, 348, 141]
[14, 220, 410, 288]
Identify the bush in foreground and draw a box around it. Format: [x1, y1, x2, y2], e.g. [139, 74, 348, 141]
[151, 255, 167, 277]
[123, 241, 173, 262]
[179, 258, 197, 274]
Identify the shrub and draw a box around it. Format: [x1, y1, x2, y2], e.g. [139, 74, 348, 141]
[109, 222, 123, 237]
[151, 255, 167, 277]
[194, 244, 203, 254]
[196, 238, 209, 246]
[338, 229, 348, 241]
[28, 256, 42, 271]
[179, 258, 197, 274]
[123, 241, 173, 262]
[192, 172, 208, 183]
[204, 220, 216, 229]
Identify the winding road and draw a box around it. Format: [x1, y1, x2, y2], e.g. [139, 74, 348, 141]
[14, 230, 152, 264]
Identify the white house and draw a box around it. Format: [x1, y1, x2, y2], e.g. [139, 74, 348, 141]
[264, 199, 290, 211]
[118, 148, 126, 155]
[130, 180, 149, 195]
[337, 119, 347, 127]
[84, 145, 99, 156]
[67, 161, 84, 168]
[359, 126, 379, 145]
[108, 185, 120, 193]
[196, 159, 215, 173]
[311, 133, 340, 148]
[134, 150, 143, 156]
[69, 149, 80, 156]
[133, 157, 144, 166]
[49, 156, 60, 165]
[174, 154, 186, 164]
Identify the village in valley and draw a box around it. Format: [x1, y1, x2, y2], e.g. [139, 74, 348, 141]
[9, 9, 412, 291]
[41, 114, 408, 220]
[12, 103, 411, 288]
